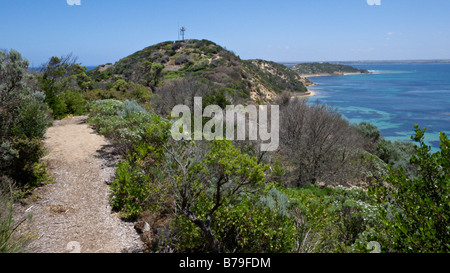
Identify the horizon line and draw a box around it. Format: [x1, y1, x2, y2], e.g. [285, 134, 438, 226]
[278, 59, 450, 65]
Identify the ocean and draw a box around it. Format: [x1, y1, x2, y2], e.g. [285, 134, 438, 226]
[305, 63, 450, 151]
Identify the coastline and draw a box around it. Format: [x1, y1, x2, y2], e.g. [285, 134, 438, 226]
[293, 70, 376, 99]
[302, 71, 371, 78]
[293, 88, 316, 99]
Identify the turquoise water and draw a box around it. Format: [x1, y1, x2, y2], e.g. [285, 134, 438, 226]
[306, 64, 450, 151]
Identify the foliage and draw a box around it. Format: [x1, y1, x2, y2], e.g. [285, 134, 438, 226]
[87, 39, 307, 105]
[279, 99, 366, 186]
[1, 49, 52, 189]
[174, 191, 297, 253]
[88, 99, 172, 219]
[38, 54, 91, 119]
[281, 184, 382, 253]
[375, 138, 417, 176]
[88, 99, 170, 156]
[110, 161, 152, 219]
[290, 62, 369, 75]
[354, 122, 417, 177]
[202, 88, 231, 109]
[52, 90, 86, 118]
[10, 91, 51, 139]
[370, 125, 450, 253]
[0, 180, 30, 253]
[164, 139, 268, 252]
[355, 122, 381, 143]
[82, 41, 450, 254]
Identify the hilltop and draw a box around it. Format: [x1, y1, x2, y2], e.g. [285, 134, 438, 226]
[290, 62, 370, 77]
[89, 39, 308, 103]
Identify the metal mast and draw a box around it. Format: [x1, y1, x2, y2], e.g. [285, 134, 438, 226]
[180, 26, 186, 41]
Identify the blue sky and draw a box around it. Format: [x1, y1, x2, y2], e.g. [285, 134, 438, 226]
[1, 0, 450, 66]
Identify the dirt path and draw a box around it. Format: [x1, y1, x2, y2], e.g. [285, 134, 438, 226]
[19, 116, 143, 253]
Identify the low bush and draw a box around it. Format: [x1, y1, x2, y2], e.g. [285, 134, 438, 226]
[174, 55, 190, 65]
[88, 99, 169, 155]
[88, 99, 172, 219]
[369, 126, 449, 253]
[0, 179, 30, 253]
[173, 191, 297, 253]
[282, 184, 381, 253]
[53, 90, 86, 119]
[1, 49, 52, 190]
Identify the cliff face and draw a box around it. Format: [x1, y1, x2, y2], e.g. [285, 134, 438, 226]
[89, 40, 307, 103]
[243, 59, 308, 101]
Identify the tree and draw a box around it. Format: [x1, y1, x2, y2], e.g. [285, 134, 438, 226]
[354, 122, 381, 154]
[279, 99, 364, 186]
[139, 61, 164, 88]
[371, 125, 449, 252]
[0, 49, 51, 186]
[152, 76, 212, 117]
[38, 53, 89, 118]
[164, 140, 267, 252]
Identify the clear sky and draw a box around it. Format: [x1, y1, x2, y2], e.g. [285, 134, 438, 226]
[1, 0, 450, 66]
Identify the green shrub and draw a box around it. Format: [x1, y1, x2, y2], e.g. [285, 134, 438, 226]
[88, 100, 170, 153]
[376, 139, 417, 176]
[324, 186, 380, 249]
[117, 100, 145, 117]
[11, 91, 52, 139]
[83, 88, 124, 101]
[0, 180, 30, 253]
[369, 126, 450, 253]
[32, 162, 54, 187]
[128, 84, 151, 103]
[1, 49, 52, 190]
[112, 79, 129, 92]
[173, 192, 297, 253]
[38, 54, 91, 117]
[163, 70, 186, 81]
[202, 46, 219, 55]
[282, 185, 381, 253]
[110, 160, 150, 219]
[203, 88, 231, 109]
[89, 99, 172, 219]
[6, 137, 46, 187]
[355, 122, 381, 143]
[61, 90, 86, 116]
[88, 99, 124, 116]
[49, 90, 86, 119]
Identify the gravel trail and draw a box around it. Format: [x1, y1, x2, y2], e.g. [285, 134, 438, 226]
[20, 116, 142, 253]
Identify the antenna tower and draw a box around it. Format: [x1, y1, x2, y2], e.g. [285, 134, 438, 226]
[180, 26, 186, 41]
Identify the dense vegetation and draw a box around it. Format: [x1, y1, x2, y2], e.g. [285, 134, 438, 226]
[1, 50, 53, 252]
[290, 62, 370, 75]
[89, 39, 308, 104]
[87, 95, 449, 253]
[1, 43, 448, 253]
[0, 50, 53, 192]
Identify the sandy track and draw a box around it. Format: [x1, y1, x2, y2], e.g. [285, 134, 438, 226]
[20, 116, 143, 253]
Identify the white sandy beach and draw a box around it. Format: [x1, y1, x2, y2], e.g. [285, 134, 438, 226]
[293, 88, 316, 99]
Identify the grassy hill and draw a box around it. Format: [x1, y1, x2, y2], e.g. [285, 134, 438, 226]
[290, 62, 370, 76]
[89, 39, 308, 103]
